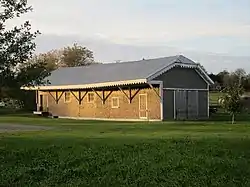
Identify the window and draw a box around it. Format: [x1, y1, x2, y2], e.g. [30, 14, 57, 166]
[112, 97, 119, 108]
[64, 92, 71, 103]
[87, 93, 95, 103]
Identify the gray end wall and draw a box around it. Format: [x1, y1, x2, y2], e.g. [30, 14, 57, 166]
[154, 67, 209, 120]
[154, 67, 207, 89]
[163, 90, 174, 119]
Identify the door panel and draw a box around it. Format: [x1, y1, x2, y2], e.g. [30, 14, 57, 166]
[187, 91, 198, 119]
[175, 90, 199, 120]
[163, 90, 174, 119]
[175, 90, 187, 120]
[139, 94, 147, 119]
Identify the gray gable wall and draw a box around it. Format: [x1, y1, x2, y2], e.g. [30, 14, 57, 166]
[154, 67, 207, 89]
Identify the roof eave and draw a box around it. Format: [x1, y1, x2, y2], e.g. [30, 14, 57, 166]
[21, 79, 148, 91]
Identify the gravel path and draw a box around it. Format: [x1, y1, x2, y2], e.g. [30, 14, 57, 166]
[0, 124, 52, 133]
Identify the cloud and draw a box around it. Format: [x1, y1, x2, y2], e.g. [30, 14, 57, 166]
[35, 34, 250, 74]
[5, 0, 250, 46]
[5, 0, 250, 70]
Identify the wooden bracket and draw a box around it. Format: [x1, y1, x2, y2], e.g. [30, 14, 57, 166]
[48, 91, 64, 104]
[103, 91, 113, 103]
[131, 88, 141, 101]
[91, 89, 113, 104]
[118, 87, 141, 103]
[92, 89, 103, 103]
[148, 83, 161, 99]
[70, 90, 89, 105]
[118, 87, 130, 102]
[48, 91, 57, 102]
[57, 91, 65, 104]
[70, 90, 80, 102]
[80, 91, 88, 104]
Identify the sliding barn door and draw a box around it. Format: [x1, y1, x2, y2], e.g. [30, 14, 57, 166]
[175, 90, 198, 120]
[175, 90, 187, 120]
[187, 91, 198, 119]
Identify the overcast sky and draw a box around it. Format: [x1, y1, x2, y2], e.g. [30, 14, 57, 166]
[8, 0, 250, 73]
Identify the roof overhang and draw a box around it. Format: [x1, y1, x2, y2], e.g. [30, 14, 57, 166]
[21, 79, 147, 91]
[147, 62, 214, 85]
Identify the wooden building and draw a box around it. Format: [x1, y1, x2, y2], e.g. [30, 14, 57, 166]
[22, 55, 214, 121]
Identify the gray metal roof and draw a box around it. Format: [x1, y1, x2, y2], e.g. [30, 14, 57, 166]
[46, 55, 196, 86]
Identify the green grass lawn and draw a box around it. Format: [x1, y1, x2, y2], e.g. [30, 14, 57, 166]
[209, 91, 223, 106]
[1, 116, 250, 187]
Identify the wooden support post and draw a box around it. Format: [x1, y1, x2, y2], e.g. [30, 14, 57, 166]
[36, 90, 38, 105]
[36, 90, 39, 111]
[79, 91, 82, 105]
[129, 87, 132, 103]
[102, 90, 105, 104]
[55, 91, 59, 104]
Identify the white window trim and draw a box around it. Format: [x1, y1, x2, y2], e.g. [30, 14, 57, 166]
[64, 92, 71, 103]
[87, 93, 95, 103]
[111, 97, 120, 108]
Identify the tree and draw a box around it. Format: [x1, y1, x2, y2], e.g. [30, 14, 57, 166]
[60, 43, 94, 67]
[32, 44, 95, 72]
[0, 0, 45, 98]
[217, 70, 230, 87]
[220, 70, 245, 124]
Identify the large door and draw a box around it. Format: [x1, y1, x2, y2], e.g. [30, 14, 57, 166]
[175, 90, 198, 120]
[139, 94, 147, 119]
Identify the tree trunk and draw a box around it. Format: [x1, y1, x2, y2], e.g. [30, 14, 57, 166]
[231, 113, 235, 124]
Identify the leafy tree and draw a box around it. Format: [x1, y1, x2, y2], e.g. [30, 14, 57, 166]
[0, 0, 53, 111]
[60, 43, 94, 67]
[0, 0, 47, 98]
[32, 44, 95, 72]
[220, 70, 245, 124]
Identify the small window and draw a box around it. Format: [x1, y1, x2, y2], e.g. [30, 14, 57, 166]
[64, 92, 71, 103]
[87, 93, 95, 103]
[112, 97, 119, 108]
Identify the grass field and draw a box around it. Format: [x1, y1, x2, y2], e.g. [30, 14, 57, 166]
[1, 116, 250, 186]
[209, 91, 223, 106]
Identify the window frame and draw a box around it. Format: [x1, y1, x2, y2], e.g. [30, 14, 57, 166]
[87, 93, 95, 103]
[111, 97, 120, 108]
[64, 92, 71, 103]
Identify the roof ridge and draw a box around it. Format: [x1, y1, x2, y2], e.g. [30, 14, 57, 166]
[56, 55, 181, 70]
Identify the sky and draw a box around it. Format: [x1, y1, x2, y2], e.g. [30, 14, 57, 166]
[7, 0, 250, 73]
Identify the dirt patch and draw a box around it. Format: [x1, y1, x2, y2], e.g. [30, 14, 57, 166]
[0, 124, 52, 133]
